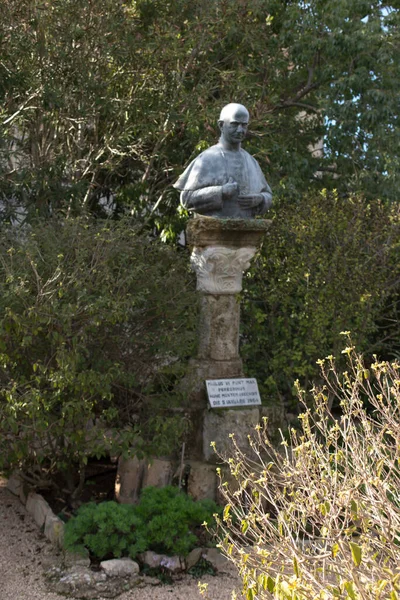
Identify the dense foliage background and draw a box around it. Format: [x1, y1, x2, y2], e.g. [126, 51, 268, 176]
[0, 0, 399, 487]
[1, 0, 399, 225]
[242, 190, 400, 407]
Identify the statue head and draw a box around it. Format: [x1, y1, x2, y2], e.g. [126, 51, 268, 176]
[218, 103, 250, 149]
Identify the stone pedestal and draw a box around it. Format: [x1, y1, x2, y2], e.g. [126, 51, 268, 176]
[182, 216, 270, 462]
[115, 217, 274, 503]
[203, 407, 260, 462]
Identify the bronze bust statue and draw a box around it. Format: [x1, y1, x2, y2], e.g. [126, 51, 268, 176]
[174, 103, 272, 219]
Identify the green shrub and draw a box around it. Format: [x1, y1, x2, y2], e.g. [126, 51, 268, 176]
[64, 486, 220, 559]
[241, 190, 400, 408]
[0, 216, 197, 500]
[216, 343, 400, 600]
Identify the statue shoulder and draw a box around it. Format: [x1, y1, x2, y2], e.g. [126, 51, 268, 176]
[173, 145, 225, 191]
[241, 148, 261, 167]
[195, 144, 224, 164]
[241, 149, 269, 187]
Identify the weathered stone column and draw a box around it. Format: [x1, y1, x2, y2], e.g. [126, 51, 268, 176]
[181, 216, 270, 462]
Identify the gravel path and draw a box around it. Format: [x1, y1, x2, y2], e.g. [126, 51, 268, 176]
[0, 477, 242, 600]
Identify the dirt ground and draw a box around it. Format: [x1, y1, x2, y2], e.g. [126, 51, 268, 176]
[0, 476, 242, 600]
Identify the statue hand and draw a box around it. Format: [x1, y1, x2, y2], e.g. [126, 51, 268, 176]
[238, 194, 263, 208]
[222, 177, 239, 199]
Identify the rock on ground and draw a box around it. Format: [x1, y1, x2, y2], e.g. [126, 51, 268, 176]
[100, 558, 140, 577]
[139, 551, 185, 573]
[46, 563, 139, 599]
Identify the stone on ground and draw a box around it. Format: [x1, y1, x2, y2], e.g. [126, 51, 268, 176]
[26, 492, 53, 529]
[44, 513, 64, 548]
[47, 564, 140, 599]
[139, 550, 185, 573]
[63, 548, 91, 568]
[6, 473, 22, 497]
[203, 548, 230, 572]
[142, 458, 173, 489]
[186, 547, 203, 570]
[115, 456, 146, 504]
[100, 558, 140, 577]
[187, 462, 217, 501]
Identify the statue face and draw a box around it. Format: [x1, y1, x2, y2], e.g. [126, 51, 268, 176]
[219, 109, 249, 146]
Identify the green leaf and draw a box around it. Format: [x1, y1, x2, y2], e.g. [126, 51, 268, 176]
[246, 587, 254, 600]
[266, 576, 275, 593]
[293, 557, 299, 577]
[349, 542, 362, 567]
[344, 581, 357, 600]
[332, 543, 340, 558]
[223, 504, 231, 522]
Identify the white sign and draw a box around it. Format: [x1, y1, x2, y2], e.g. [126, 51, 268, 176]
[206, 378, 261, 408]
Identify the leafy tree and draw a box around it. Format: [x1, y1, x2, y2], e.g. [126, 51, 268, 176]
[0, 0, 398, 228]
[0, 216, 197, 500]
[1, 0, 399, 446]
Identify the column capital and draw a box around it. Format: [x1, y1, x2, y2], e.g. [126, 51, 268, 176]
[190, 246, 256, 294]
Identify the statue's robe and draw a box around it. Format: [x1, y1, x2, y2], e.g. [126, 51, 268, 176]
[173, 143, 272, 218]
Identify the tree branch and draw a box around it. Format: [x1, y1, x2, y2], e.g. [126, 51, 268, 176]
[274, 100, 320, 113]
[274, 55, 320, 113]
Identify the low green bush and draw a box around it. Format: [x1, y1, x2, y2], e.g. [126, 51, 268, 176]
[64, 485, 220, 559]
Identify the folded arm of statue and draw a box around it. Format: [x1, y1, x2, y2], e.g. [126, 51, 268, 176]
[256, 184, 273, 213]
[180, 187, 223, 214]
[238, 186, 272, 213]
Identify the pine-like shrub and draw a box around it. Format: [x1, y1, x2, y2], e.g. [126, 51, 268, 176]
[64, 485, 220, 560]
[63, 501, 145, 559]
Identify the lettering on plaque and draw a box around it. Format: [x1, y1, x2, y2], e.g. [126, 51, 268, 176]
[206, 378, 261, 408]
